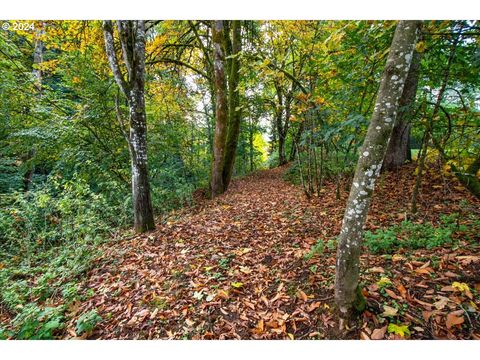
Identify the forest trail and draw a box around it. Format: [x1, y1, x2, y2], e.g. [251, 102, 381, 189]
[74, 165, 480, 339]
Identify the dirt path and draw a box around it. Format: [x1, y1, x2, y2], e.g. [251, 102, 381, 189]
[73, 165, 480, 339]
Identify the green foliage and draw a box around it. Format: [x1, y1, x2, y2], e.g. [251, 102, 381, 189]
[13, 305, 64, 340]
[387, 323, 411, 337]
[75, 310, 102, 335]
[305, 239, 325, 260]
[0, 158, 22, 193]
[284, 149, 357, 186]
[353, 286, 366, 312]
[0, 174, 122, 339]
[363, 213, 479, 254]
[150, 157, 196, 214]
[0, 174, 124, 253]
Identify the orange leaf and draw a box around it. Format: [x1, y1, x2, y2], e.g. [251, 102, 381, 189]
[396, 284, 407, 298]
[446, 311, 464, 329]
[307, 301, 321, 312]
[297, 290, 308, 302]
[414, 268, 433, 275]
[385, 289, 401, 300]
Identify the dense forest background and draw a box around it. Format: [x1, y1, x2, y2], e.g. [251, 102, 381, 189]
[0, 20, 479, 339]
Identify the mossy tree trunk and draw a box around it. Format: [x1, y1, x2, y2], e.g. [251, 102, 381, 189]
[222, 20, 242, 191]
[103, 20, 155, 233]
[334, 21, 421, 324]
[210, 20, 229, 198]
[451, 154, 480, 199]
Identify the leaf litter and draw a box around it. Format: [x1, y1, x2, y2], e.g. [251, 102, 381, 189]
[67, 164, 479, 339]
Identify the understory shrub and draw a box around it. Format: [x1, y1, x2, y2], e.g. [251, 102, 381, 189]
[0, 173, 121, 338]
[364, 213, 479, 254]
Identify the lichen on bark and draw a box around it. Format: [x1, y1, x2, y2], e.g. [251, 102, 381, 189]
[334, 21, 422, 321]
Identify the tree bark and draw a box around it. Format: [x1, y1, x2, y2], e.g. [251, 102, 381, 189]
[410, 30, 460, 213]
[334, 21, 421, 323]
[210, 20, 229, 198]
[222, 20, 242, 191]
[103, 20, 155, 233]
[383, 49, 422, 170]
[451, 154, 480, 199]
[23, 29, 44, 191]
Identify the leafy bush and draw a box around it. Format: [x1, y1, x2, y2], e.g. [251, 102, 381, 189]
[75, 310, 102, 335]
[0, 158, 22, 193]
[150, 157, 196, 213]
[13, 305, 64, 340]
[363, 214, 478, 254]
[0, 174, 124, 253]
[0, 173, 124, 339]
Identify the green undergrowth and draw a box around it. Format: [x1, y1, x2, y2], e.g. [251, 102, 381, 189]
[0, 176, 122, 339]
[305, 212, 479, 260]
[363, 213, 480, 254]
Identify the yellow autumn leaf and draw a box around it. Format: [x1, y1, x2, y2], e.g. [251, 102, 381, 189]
[452, 282, 470, 293]
[415, 41, 426, 53]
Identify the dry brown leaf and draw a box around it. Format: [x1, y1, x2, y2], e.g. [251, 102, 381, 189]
[381, 305, 398, 317]
[371, 325, 387, 340]
[384, 289, 402, 300]
[433, 296, 449, 310]
[360, 331, 370, 340]
[297, 290, 308, 302]
[446, 311, 464, 329]
[396, 284, 408, 298]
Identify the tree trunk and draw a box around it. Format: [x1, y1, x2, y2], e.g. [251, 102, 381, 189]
[103, 20, 155, 233]
[384, 49, 422, 170]
[451, 154, 480, 199]
[289, 121, 304, 162]
[23, 28, 44, 191]
[210, 20, 229, 198]
[222, 20, 242, 191]
[334, 21, 421, 323]
[410, 31, 460, 213]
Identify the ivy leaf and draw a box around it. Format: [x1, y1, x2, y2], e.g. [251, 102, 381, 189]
[387, 323, 410, 337]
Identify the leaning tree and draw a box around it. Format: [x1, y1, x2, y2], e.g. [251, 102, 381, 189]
[334, 21, 422, 325]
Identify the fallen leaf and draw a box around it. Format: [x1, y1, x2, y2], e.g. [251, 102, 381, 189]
[297, 290, 308, 302]
[382, 305, 398, 317]
[446, 311, 464, 329]
[360, 331, 370, 340]
[371, 325, 387, 340]
[307, 301, 321, 312]
[422, 311, 433, 321]
[385, 289, 401, 300]
[396, 284, 407, 298]
[433, 296, 449, 310]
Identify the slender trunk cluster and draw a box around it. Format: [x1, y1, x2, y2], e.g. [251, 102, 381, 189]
[411, 32, 460, 213]
[274, 83, 292, 166]
[210, 20, 243, 198]
[334, 21, 421, 322]
[103, 20, 155, 233]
